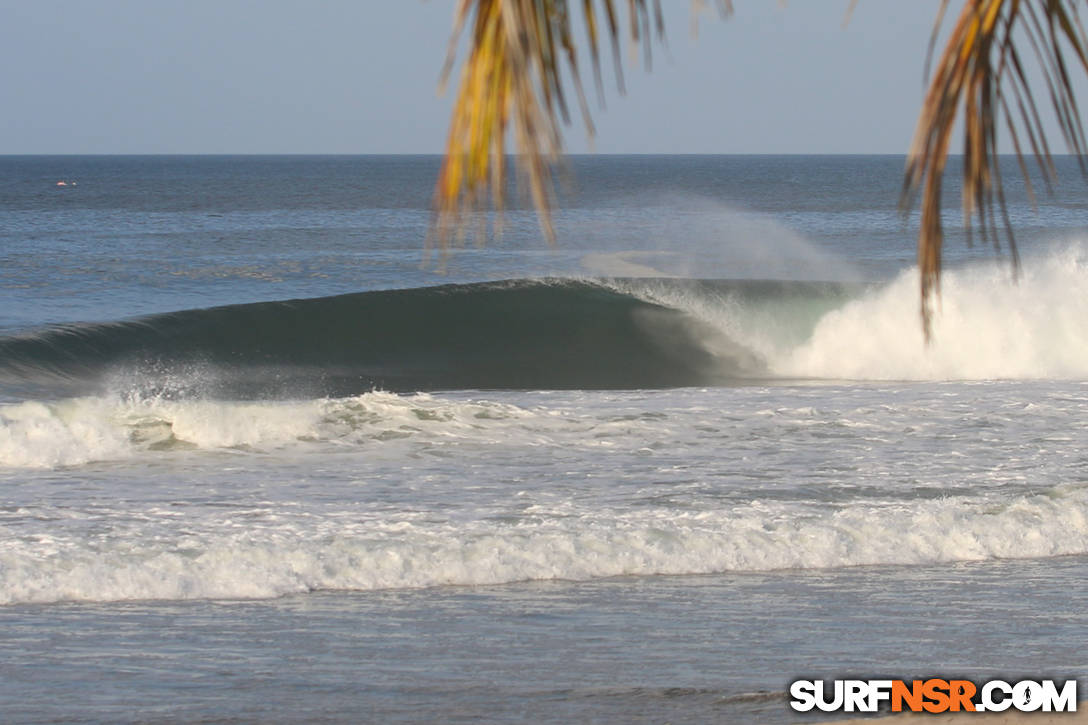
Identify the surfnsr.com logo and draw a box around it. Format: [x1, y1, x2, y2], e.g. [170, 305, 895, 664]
[789, 679, 1077, 713]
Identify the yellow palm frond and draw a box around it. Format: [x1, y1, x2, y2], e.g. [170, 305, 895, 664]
[903, 0, 1088, 338]
[431, 0, 686, 253]
[437, 1, 1088, 339]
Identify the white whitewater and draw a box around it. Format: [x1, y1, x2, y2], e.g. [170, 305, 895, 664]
[781, 245, 1088, 380]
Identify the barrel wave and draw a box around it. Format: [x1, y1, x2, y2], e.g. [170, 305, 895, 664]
[0, 279, 794, 397]
[4, 248, 1087, 400]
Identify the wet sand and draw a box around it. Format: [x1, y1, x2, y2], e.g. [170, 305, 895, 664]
[829, 709, 1086, 724]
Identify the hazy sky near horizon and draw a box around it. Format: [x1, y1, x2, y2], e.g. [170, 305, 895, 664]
[4, 1, 966, 154]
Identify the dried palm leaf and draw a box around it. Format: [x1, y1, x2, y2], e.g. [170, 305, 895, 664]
[432, 1, 729, 254]
[903, 0, 1088, 338]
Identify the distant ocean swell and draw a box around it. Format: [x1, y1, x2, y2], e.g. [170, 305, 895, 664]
[3, 481, 1087, 605]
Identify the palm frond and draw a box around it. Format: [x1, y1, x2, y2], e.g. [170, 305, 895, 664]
[431, 0, 670, 254]
[902, 0, 1088, 339]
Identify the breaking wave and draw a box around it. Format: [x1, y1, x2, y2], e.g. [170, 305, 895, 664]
[777, 246, 1088, 380]
[4, 481, 1087, 604]
[0, 279, 772, 397]
[0, 391, 531, 469]
[1, 246, 1086, 401]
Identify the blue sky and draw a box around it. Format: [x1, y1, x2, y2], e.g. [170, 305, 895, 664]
[3, 1, 956, 154]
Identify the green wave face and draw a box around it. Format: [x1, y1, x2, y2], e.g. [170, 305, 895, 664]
[1, 279, 856, 398]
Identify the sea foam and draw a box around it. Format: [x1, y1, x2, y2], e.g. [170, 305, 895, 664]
[0, 391, 530, 469]
[778, 245, 1088, 380]
[3, 483, 1087, 604]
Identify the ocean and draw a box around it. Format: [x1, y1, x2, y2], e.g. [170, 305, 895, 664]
[1, 155, 1086, 723]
